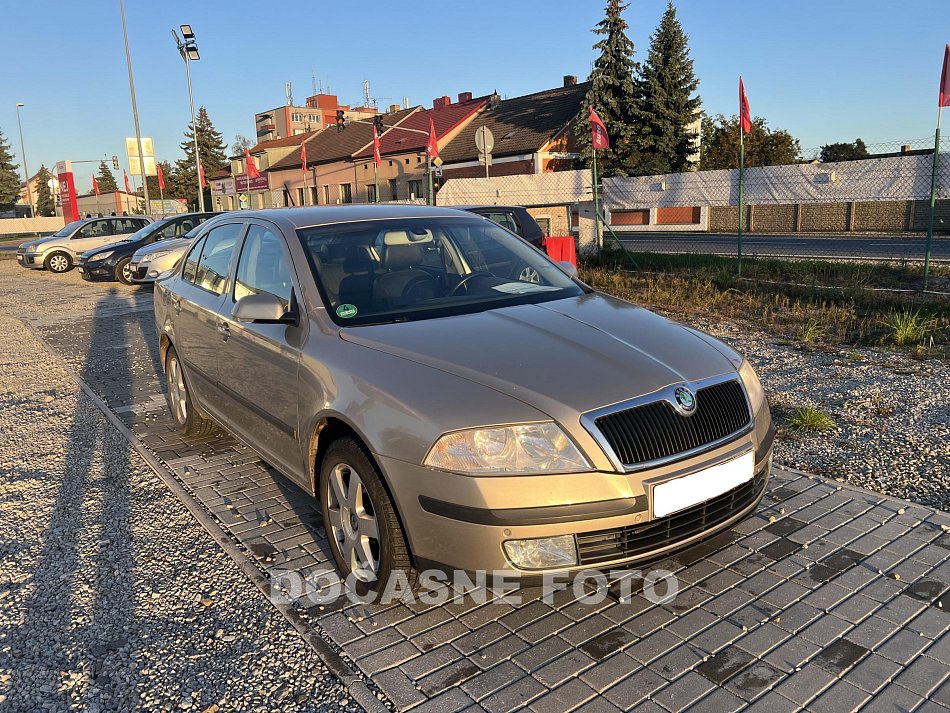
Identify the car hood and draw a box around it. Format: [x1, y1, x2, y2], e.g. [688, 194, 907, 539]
[21, 235, 66, 250]
[133, 237, 191, 259]
[80, 239, 134, 258]
[339, 293, 740, 416]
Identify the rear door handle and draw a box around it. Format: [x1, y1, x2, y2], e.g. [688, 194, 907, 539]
[218, 322, 231, 341]
[173, 298, 182, 315]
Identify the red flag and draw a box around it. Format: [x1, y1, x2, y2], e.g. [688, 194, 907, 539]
[157, 163, 165, 191]
[198, 162, 206, 188]
[426, 117, 438, 158]
[588, 106, 609, 149]
[301, 142, 307, 176]
[373, 132, 381, 166]
[739, 77, 752, 134]
[123, 170, 131, 194]
[92, 176, 100, 196]
[940, 44, 950, 107]
[245, 149, 260, 179]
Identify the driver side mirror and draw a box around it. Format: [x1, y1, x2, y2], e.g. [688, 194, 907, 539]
[558, 261, 578, 278]
[232, 293, 297, 325]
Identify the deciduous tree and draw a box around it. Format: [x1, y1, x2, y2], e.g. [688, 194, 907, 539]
[699, 114, 801, 170]
[819, 138, 869, 163]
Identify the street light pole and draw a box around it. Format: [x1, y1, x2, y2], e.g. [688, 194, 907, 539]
[14, 103, 33, 216]
[118, 0, 150, 215]
[173, 26, 205, 211]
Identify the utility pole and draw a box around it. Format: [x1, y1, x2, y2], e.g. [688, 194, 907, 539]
[14, 103, 33, 216]
[118, 0, 150, 214]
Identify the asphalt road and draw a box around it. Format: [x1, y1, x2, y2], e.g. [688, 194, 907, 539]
[616, 232, 950, 261]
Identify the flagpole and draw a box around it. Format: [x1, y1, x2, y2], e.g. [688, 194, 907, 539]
[737, 131, 745, 276]
[374, 162, 379, 204]
[592, 147, 601, 250]
[923, 105, 942, 291]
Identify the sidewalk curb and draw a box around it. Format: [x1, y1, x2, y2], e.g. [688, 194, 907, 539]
[23, 319, 388, 713]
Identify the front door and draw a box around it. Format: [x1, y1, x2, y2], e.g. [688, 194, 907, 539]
[214, 222, 306, 482]
[172, 222, 244, 406]
[68, 218, 116, 256]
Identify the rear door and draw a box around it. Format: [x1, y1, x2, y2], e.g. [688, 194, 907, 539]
[171, 222, 245, 405]
[213, 221, 306, 482]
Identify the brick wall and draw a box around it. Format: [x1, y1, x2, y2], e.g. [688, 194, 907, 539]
[853, 201, 911, 232]
[750, 205, 796, 233]
[799, 203, 849, 232]
[910, 199, 950, 231]
[709, 206, 751, 232]
[527, 206, 570, 236]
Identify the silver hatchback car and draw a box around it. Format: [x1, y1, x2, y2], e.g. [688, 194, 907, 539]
[155, 206, 772, 594]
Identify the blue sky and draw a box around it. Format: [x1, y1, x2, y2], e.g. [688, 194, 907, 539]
[4, 0, 947, 190]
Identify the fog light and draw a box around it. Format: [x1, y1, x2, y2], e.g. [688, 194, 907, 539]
[148, 269, 159, 277]
[503, 535, 577, 570]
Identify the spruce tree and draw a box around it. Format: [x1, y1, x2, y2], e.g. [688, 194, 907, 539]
[0, 129, 21, 207]
[34, 165, 55, 217]
[174, 106, 227, 209]
[630, 1, 701, 175]
[95, 160, 118, 192]
[575, 0, 639, 177]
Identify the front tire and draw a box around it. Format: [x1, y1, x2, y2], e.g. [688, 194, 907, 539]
[164, 346, 214, 436]
[319, 438, 416, 600]
[116, 257, 134, 285]
[44, 251, 72, 273]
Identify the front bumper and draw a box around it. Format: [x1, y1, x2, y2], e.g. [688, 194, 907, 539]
[77, 259, 116, 281]
[15, 251, 44, 269]
[379, 416, 774, 577]
[130, 261, 157, 284]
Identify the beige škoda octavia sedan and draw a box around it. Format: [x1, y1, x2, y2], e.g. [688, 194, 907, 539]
[154, 206, 773, 593]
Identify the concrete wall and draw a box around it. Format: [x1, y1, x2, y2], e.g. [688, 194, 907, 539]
[0, 216, 65, 235]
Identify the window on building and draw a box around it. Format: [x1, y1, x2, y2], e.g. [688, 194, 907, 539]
[417, 156, 424, 163]
[297, 187, 307, 206]
[293, 128, 306, 135]
[339, 184, 352, 204]
[408, 180, 422, 199]
[366, 184, 377, 203]
[310, 186, 318, 205]
[291, 113, 303, 122]
[404, 158, 410, 165]
[323, 185, 330, 204]
[308, 114, 318, 122]
[388, 179, 398, 200]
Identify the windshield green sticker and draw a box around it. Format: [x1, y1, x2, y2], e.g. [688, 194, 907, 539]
[336, 303, 358, 319]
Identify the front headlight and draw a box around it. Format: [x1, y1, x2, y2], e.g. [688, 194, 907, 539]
[424, 422, 591, 475]
[738, 359, 765, 408]
[90, 250, 114, 261]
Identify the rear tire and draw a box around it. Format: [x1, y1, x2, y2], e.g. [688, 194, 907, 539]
[164, 346, 215, 436]
[44, 251, 72, 273]
[319, 438, 417, 601]
[116, 257, 134, 285]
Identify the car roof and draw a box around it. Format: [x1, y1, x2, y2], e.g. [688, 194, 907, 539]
[447, 205, 527, 211]
[228, 205, 477, 230]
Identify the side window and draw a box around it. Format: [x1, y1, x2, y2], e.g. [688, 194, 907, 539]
[484, 212, 519, 234]
[181, 236, 207, 284]
[76, 220, 109, 238]
[155, 222, 180, 240]
[135, 219, 150, 230]
[194, 224, 243, 295]
[234, 226, 294, 308]
[111, 219, 129, 234]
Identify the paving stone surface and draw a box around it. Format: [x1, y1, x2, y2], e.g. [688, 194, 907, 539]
[30, 294, 950, 712]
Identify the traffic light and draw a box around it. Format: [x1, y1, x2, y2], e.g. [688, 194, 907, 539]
[432, 173, 443, 193]
[373, 115, 384, 137]
[336, 110, 345, 131]
[112, 155, 119, 170]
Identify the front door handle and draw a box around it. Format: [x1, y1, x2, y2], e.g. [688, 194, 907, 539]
[173, 298, 182, 315]
[218, 322, 231, 341]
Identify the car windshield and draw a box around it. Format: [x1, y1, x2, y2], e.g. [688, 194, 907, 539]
[297, 217, 583, 326]
[51, 220, 84, 237]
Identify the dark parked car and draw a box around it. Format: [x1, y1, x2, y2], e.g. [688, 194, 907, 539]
[455, 205, 545, 248]
[77, 212, 219, 284]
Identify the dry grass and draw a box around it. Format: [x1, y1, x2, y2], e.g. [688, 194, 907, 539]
[580, 259, 950, 358]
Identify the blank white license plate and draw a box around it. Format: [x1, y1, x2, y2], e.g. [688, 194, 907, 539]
[652, 450, 755, 518]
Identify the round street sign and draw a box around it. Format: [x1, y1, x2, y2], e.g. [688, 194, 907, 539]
[475, 126, 494, 155]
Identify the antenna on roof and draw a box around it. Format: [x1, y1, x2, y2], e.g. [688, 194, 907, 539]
[285, 81, 294, 106]
[363, 80, 371, 107]
[311, 69, 317, 95]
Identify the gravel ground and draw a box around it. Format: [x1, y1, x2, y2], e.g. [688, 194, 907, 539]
[0, 268, 361, 711]
[693, 316, 950, 512]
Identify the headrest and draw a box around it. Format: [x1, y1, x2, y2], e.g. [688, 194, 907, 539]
[383, 242, 424, 270]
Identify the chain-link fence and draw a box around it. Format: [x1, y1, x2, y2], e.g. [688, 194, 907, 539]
[437, 137, 950, 294]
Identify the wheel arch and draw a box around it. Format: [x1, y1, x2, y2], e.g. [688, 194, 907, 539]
[308, 415, 418, 566]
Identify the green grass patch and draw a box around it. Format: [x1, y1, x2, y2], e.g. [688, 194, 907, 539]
[785, 406, 837, 432]
[879, 308, 939, 346]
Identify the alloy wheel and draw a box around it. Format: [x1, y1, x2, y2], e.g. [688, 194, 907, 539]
[48, 254, 69, 272]
[326, 462, 380, 582]
[166, 354, 187, 424]
[122, 262, 133, 282]
[518, 265, 541, 283]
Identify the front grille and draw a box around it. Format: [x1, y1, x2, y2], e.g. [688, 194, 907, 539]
[576, 466, 767, 565]
[595, 379, 749, 467]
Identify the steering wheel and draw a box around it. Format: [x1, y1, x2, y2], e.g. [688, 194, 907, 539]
[449, 271, 494, 296]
